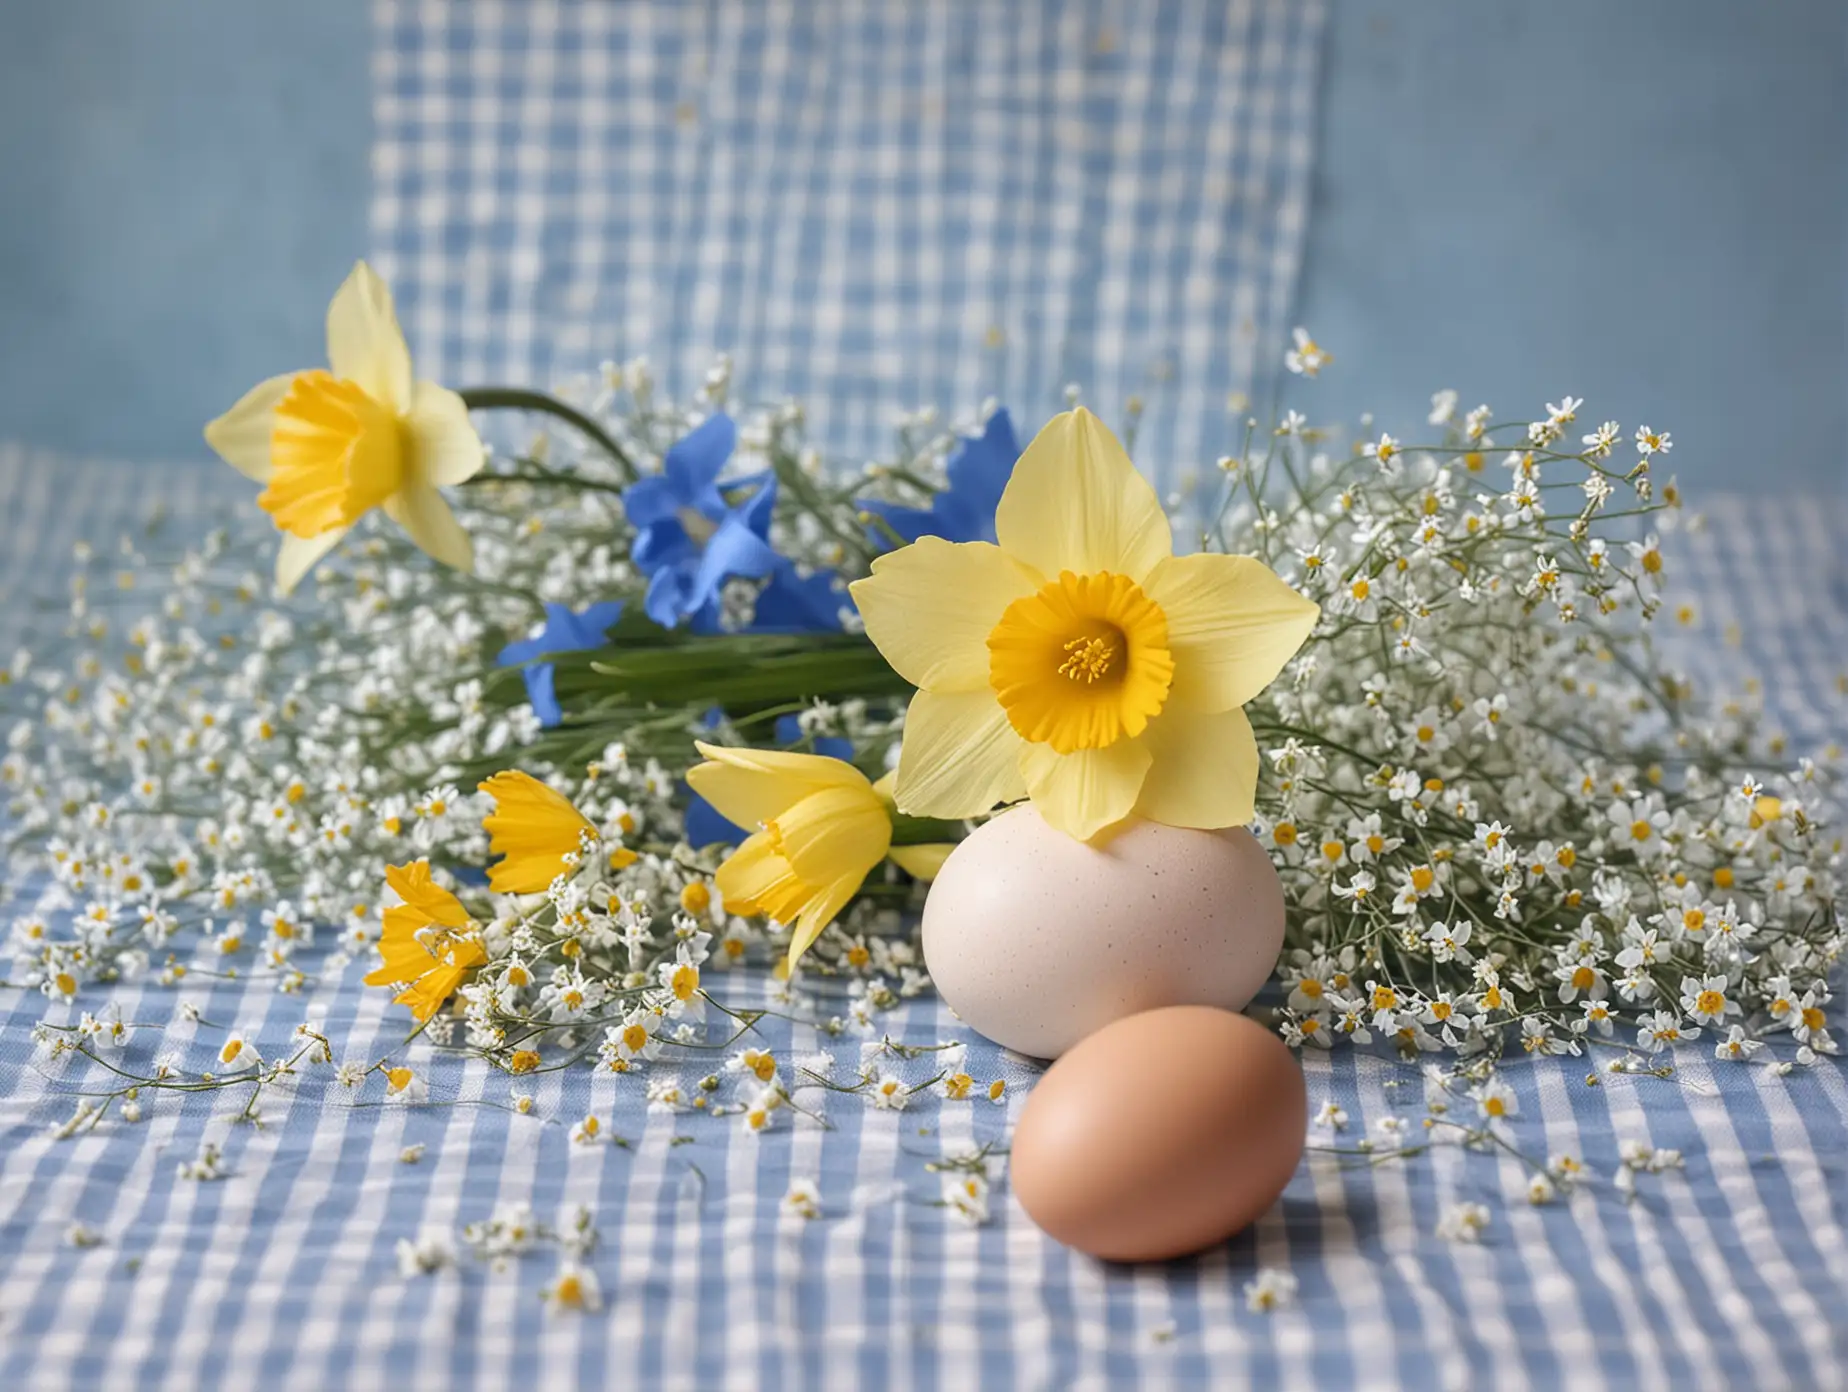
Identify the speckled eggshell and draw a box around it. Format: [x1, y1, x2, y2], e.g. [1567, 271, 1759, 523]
[1010, 1005, 1306, 1261]
[921, 806, 1285, 1059]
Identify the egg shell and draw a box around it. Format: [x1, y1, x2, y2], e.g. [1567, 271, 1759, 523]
[921, 806, 1285, 1058]
[1010, 1005, 1306, 1261]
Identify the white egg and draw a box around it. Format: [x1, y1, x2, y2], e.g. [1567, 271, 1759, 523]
[921, 807, 1285, 1059]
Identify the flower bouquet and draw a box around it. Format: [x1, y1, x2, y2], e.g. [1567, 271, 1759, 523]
[12, 264, 1839, 1253]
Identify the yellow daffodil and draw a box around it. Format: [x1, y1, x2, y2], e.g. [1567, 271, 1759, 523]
[850, 408, 1318, 842]
[686, 741, 954, 969]
[479, 770, 598, 894]
[363, 859, 487, 1021]
[204, 260, 485, 594]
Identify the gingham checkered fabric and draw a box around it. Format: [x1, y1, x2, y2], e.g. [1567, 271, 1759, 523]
[2, 464, 1847, 1389]
[370, 0, 1324, 489]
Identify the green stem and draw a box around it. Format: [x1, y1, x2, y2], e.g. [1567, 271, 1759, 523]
[890, 813, 962, 846]
[458, 386, 640, 484]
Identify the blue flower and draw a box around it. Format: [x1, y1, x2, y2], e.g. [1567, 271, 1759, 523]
[497, 599, 627, 728]
[683, 714, 856, 849]
[858, 408, 1020, 547]
[737, 563, 854, 635]
[624, 413, 782, 629]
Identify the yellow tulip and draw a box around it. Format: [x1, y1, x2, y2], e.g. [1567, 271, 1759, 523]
[363, 859, 487, 1021]
[204, 261, 485, 594]
[478, 770, 599, 895]
[686, 741, 953, 969]
[849, 408, 1318, 842]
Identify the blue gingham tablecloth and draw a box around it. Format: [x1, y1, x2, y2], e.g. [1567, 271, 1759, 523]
[1, 458, 1847, 1390]
[9, 0, 1848, 1381]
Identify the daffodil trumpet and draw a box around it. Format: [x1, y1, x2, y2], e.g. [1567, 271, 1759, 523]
[850, 407, 1319, 843]
[686, 742, 958, 969]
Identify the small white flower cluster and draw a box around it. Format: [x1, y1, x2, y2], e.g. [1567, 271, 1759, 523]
[1311, 1066, 1688, 1218]
[929, 1145, 1004, 1227]
[406, 1200, 602, 1310]
[5, 349, 1834, 1188]
[1231, 373, 1840, 1061]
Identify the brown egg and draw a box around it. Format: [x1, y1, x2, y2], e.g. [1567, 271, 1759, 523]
[1010, 1005, 1306, 1261]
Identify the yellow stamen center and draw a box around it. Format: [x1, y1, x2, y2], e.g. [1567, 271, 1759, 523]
[261, 370, 404, 538]
[987, 570, 1174, 754]
[1057, 634, 1118, 683]
[1696, 990, 1725, 1016]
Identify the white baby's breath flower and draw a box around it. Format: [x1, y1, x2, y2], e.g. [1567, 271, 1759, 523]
[1244, 1269, 1299, 1312]
[1284, 327, 1331, 377]
[540, 1261, 602, 1312]
[1436, 1202, 1491, 1243]
[782, 1179, 822, 1221]
[396, 1228, 454, 1276]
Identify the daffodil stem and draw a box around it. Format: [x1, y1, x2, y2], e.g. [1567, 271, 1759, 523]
[858, 509, 910, 552]
[458, 387, 640, 485]
[890, 813, 961, 846]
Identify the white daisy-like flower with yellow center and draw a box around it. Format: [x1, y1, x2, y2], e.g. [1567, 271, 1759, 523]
[849, 408, 1318, 841]
[204, 261, 485, 593]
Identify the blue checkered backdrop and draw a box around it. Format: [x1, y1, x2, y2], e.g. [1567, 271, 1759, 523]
[370, 0, 1323, 488]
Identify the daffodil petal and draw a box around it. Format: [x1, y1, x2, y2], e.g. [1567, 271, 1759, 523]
[479, 770, 596, 894]
[325, 260, 413, 413]
[994, 407, 1171, 582]
[770, 784, 892, 886]
[689, 742, 872, 831]
[1018, 737, 1152, 842]
[893, 689, 1027, 818]
[1132, 704, 1260, 829]
[789, 872, 865, 967]
[1142, 552, 1320, 712]
[850, 537, 1041, 692]
[275, 526, 348, 596]
[363, 935, 437, 985]
[383, 860, 471, 928]
[385, 483, 473, 572]
[888, 843, 954, 880]
[407, 380, 486, 486]
[714, 829, 795, 908]
[204, 372, 296, 482]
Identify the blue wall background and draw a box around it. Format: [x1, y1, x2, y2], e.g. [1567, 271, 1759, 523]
[1289, 0, 1847, 494]
[0, 2, 371, 463]
[0, 1, 1841, 493]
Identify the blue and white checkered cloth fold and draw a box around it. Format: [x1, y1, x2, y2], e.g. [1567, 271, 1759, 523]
[370, 0, 1324, 491]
